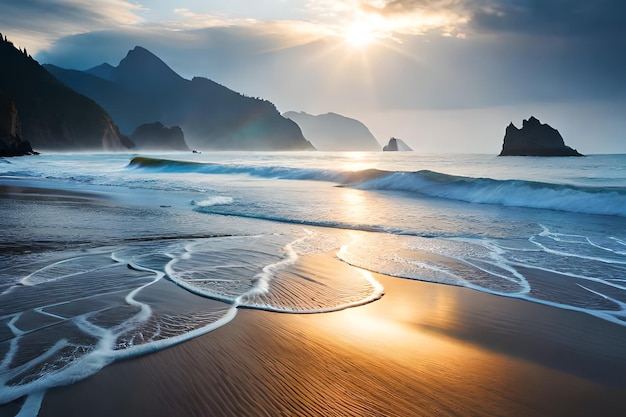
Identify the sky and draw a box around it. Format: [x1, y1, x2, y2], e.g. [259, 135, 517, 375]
[1, 0, 625, 153]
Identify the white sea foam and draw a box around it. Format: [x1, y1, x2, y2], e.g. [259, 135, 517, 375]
[0, 242, 235, 411]
[336, 227, 626, 325]
[164, 231, 383, 313]
[192, 196, 234, 207]
[1, 231, 387, 413]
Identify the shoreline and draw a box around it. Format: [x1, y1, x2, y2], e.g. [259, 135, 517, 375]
[38, 269, 626, 417]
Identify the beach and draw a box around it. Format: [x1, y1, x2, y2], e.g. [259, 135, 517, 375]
[38, 268, 626, 417]
[1, 152, 626, 417]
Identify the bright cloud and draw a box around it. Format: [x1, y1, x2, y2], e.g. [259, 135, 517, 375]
[305, 0, 470, 42]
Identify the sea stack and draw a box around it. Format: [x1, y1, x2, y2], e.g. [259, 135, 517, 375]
[383, 137, 412, 151]
[499, 116, 583, 156]
[0, 94, 36, 156]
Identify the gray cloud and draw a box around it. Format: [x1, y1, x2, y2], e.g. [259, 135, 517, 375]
[469, 0, 626, 36]
[0, 0, 141, 50]
[36, 21, 625, 114]
[463, 0, 626, 105]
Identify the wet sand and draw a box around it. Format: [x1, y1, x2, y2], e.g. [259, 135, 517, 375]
[40, 266, 626, 417]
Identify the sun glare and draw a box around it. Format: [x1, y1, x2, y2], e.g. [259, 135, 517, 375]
[344, 22, 378, 48]
[339, 11, 392, 50]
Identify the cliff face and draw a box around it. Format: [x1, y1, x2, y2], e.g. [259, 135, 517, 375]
[499, 116, 583, 156]
[0, 94, 36, 156]
[283, 111, 380, 151]
[0, 36, 131, 151]
[130, 122, 189, 151]
[46, 46, 314, 151]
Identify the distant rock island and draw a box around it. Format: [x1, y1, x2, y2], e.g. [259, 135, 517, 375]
[45, 46, 314, 151]
[130, 122, 189, 151]
[499, 116, 583, 156]
[0, 34, 131, 153]
[282, 111, 380, 151]
[383, 137, 413, 151]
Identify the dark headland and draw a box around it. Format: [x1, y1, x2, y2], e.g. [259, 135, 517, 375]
[499, 116, 583, 157]
[1, 32, 314, 154]
[0, 34, 132, 154]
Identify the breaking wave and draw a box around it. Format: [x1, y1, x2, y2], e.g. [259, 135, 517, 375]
[128, 157, 626, 217]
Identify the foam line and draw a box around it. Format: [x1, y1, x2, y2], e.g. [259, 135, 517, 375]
[529, 237, 626, 265]
[236, 235, 302, 302]
[15, 390, 44, 417]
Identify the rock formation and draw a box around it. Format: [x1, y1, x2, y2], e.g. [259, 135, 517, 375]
[383, 137, 413, 151]
[499, 116, 583, 156]
[130, 122, 189, 151]
[282, 111, 380, 151]
[45, 46, 314, 151]
[0, 35, 132, 151]
[0, 94, 36, 156]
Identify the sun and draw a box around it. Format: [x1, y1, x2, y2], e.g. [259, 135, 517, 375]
[344, 22, 379, 48]
[339, 11, 394, 50]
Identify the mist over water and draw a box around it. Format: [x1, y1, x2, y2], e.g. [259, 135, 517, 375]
[1, 151, 625, 414]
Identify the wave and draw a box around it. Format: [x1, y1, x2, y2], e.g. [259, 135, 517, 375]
[128, 156, 626, 217]
[353, 170, 626, 217]
[127, 156, 342, 182]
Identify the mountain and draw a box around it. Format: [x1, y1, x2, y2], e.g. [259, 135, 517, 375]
[383, 137, 413, 151]
[45, 46, 314, 151]
[282, 111, 380, 151]
[0, 35, 131, 151]
[499, 116, 583, 156]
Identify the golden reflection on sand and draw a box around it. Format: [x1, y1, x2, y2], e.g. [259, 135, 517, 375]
[317, 270, 463, 361]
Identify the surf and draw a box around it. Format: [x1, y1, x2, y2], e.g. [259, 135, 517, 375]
[128, 156, 626, 217]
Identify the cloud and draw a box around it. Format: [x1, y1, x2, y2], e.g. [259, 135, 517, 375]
[303, 0, 626, 42]
[0, 0, 143, 52]
[305, 0, 470, 40]
[468, 0, 626, 37]
[17, 0, 626, 117]
[35, 22, 325, 75]
[464, 0, 626, 101]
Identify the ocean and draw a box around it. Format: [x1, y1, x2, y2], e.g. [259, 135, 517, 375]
[1, 151, 625, 415]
